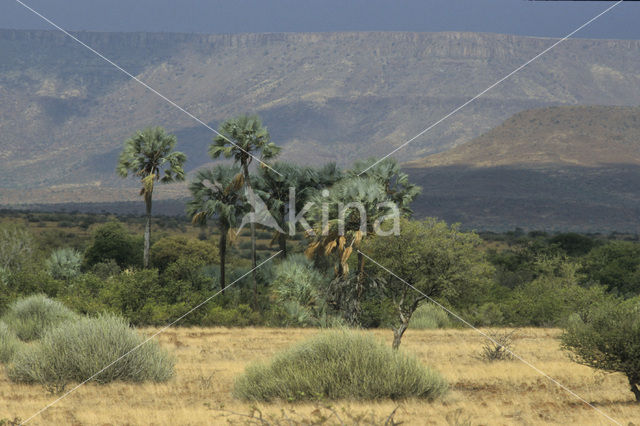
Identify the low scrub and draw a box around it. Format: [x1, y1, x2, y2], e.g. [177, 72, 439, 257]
[0, 322, 20, 363]
[8, 314, 174, 387]
[409, 303, 453, 329]
[1, 295, 78, 341]
[234, 329, 447, 402]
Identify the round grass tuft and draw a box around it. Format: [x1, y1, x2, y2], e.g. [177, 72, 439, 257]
[234, 329, 448, 402]
[1, 294, 79, 342]
[8, 313, 174, 386]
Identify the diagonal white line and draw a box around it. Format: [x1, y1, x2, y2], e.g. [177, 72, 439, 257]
[358, 249, 621, 426]
[358, 0, 624, 176]
[13, 0, 283, 177]
[20, 250, 282, 425]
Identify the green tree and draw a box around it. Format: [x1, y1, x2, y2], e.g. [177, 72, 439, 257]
[150, 236, 218, 272]
[362, 218, 493, 349]
[208, 115, 280, 307]
[582, 241, 640, 296]
[117, 127, 186, 269]
[187, 165, 246, 291]
[562, 297, 640, 402]
[83, 221, 139, 269]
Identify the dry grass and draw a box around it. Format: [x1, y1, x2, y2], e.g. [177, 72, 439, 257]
[1, 327, 638, 425]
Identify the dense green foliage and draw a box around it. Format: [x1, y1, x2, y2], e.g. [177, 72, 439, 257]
[1, 295, 78, 341]
[234, 330, 447, 401]
[83, 221, 141, 269]
[562, 298, 640, 401]
[8, 313, 174, 387]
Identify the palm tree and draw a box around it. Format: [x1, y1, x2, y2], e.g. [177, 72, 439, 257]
[349, 157, 421, 215]
[305, 176, 392, 323]
[255, 162, 317, 257]
[208, 115, 280, 308]
[187, 165, 245, 291]
[117, 127, 186, 269]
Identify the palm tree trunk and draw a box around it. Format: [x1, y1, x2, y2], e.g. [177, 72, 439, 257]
[278, 232, 287, 257]
[143, 193, 152, 269]
[219, 228, 227, 292]
[242, 163, 258, 310]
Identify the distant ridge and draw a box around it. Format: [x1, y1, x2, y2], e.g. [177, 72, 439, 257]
[405, 106, 640, 233]
[3, 30, 640, 206]
[406, 106, 640, 168]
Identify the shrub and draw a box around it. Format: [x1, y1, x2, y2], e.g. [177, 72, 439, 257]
[45, 248, 82, 280]
[83, 221, 140, 269]
[502, 271, 611, 327]
[479, 330, 516, 362]
[234, 329, 447, 402]
[202, 304, 262, 327]
[561, 298, 640, 402]
[272, 254, 325, 309]
[1, 295, 78, 341]
[8, 314, 174, 387]
[0, 321, 20, 363]
[410, 303, 453, 329]
[150, 236, 218, 271]
[0, 224, 34, 274]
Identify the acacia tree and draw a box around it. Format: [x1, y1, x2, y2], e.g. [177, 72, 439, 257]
[562, 298, 640, 402]
[208, 115, 280, 308]
[117, 127, 186, 269]
[362, 218, 493, 349]
[187, 165, 245, 290]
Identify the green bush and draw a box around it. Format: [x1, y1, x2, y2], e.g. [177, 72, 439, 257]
[1, 295, 78, 341]
[272, 254, 325, 309]
[150, 236, 218, 271]
[202, 304, 262, 327]
[0, 321, 20, 363]
[561, 298, 640, 401]
[234, 329, 447, 402]
[8, 314, 174, 387]
[409, 303, 453, 329]
[502, 276, 611, 327]
[45, 248, 82, 280]
[83, 221, 141, 269]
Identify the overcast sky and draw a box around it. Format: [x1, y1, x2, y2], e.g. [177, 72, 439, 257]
[2, 0, 639, 39]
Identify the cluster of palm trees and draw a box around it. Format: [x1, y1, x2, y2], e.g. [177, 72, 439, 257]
[117, 114, 420, 312]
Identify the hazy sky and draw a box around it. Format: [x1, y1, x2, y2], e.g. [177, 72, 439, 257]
[2, 0, 640, 39]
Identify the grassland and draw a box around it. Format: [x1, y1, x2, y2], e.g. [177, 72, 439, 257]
[1, 327, 639, 425]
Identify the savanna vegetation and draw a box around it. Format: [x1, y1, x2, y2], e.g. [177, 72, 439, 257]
[3, 114, 640, 424]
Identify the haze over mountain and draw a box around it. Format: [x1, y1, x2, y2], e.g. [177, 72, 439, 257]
[2, 29, 640, 208]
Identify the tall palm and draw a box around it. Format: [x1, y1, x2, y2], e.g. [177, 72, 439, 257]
[349, 157, 421, 215]
[117, 127, 186, 269]
[255, 162, 317, 257]
[187, 165, 245, 291]
[209, 115, 280, 308]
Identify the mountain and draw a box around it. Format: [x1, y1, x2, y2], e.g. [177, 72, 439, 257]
[2, 29, 640, 206]
[405, 106, 640, 232]
[406, 106, 640, 168]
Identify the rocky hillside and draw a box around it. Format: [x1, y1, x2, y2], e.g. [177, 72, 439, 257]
[406, 106, 640, 168]
[406, 106, 640, 232]
[2, 30, 640, 205]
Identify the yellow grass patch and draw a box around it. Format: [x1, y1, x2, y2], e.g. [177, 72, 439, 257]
[1, 327, 638, 425]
